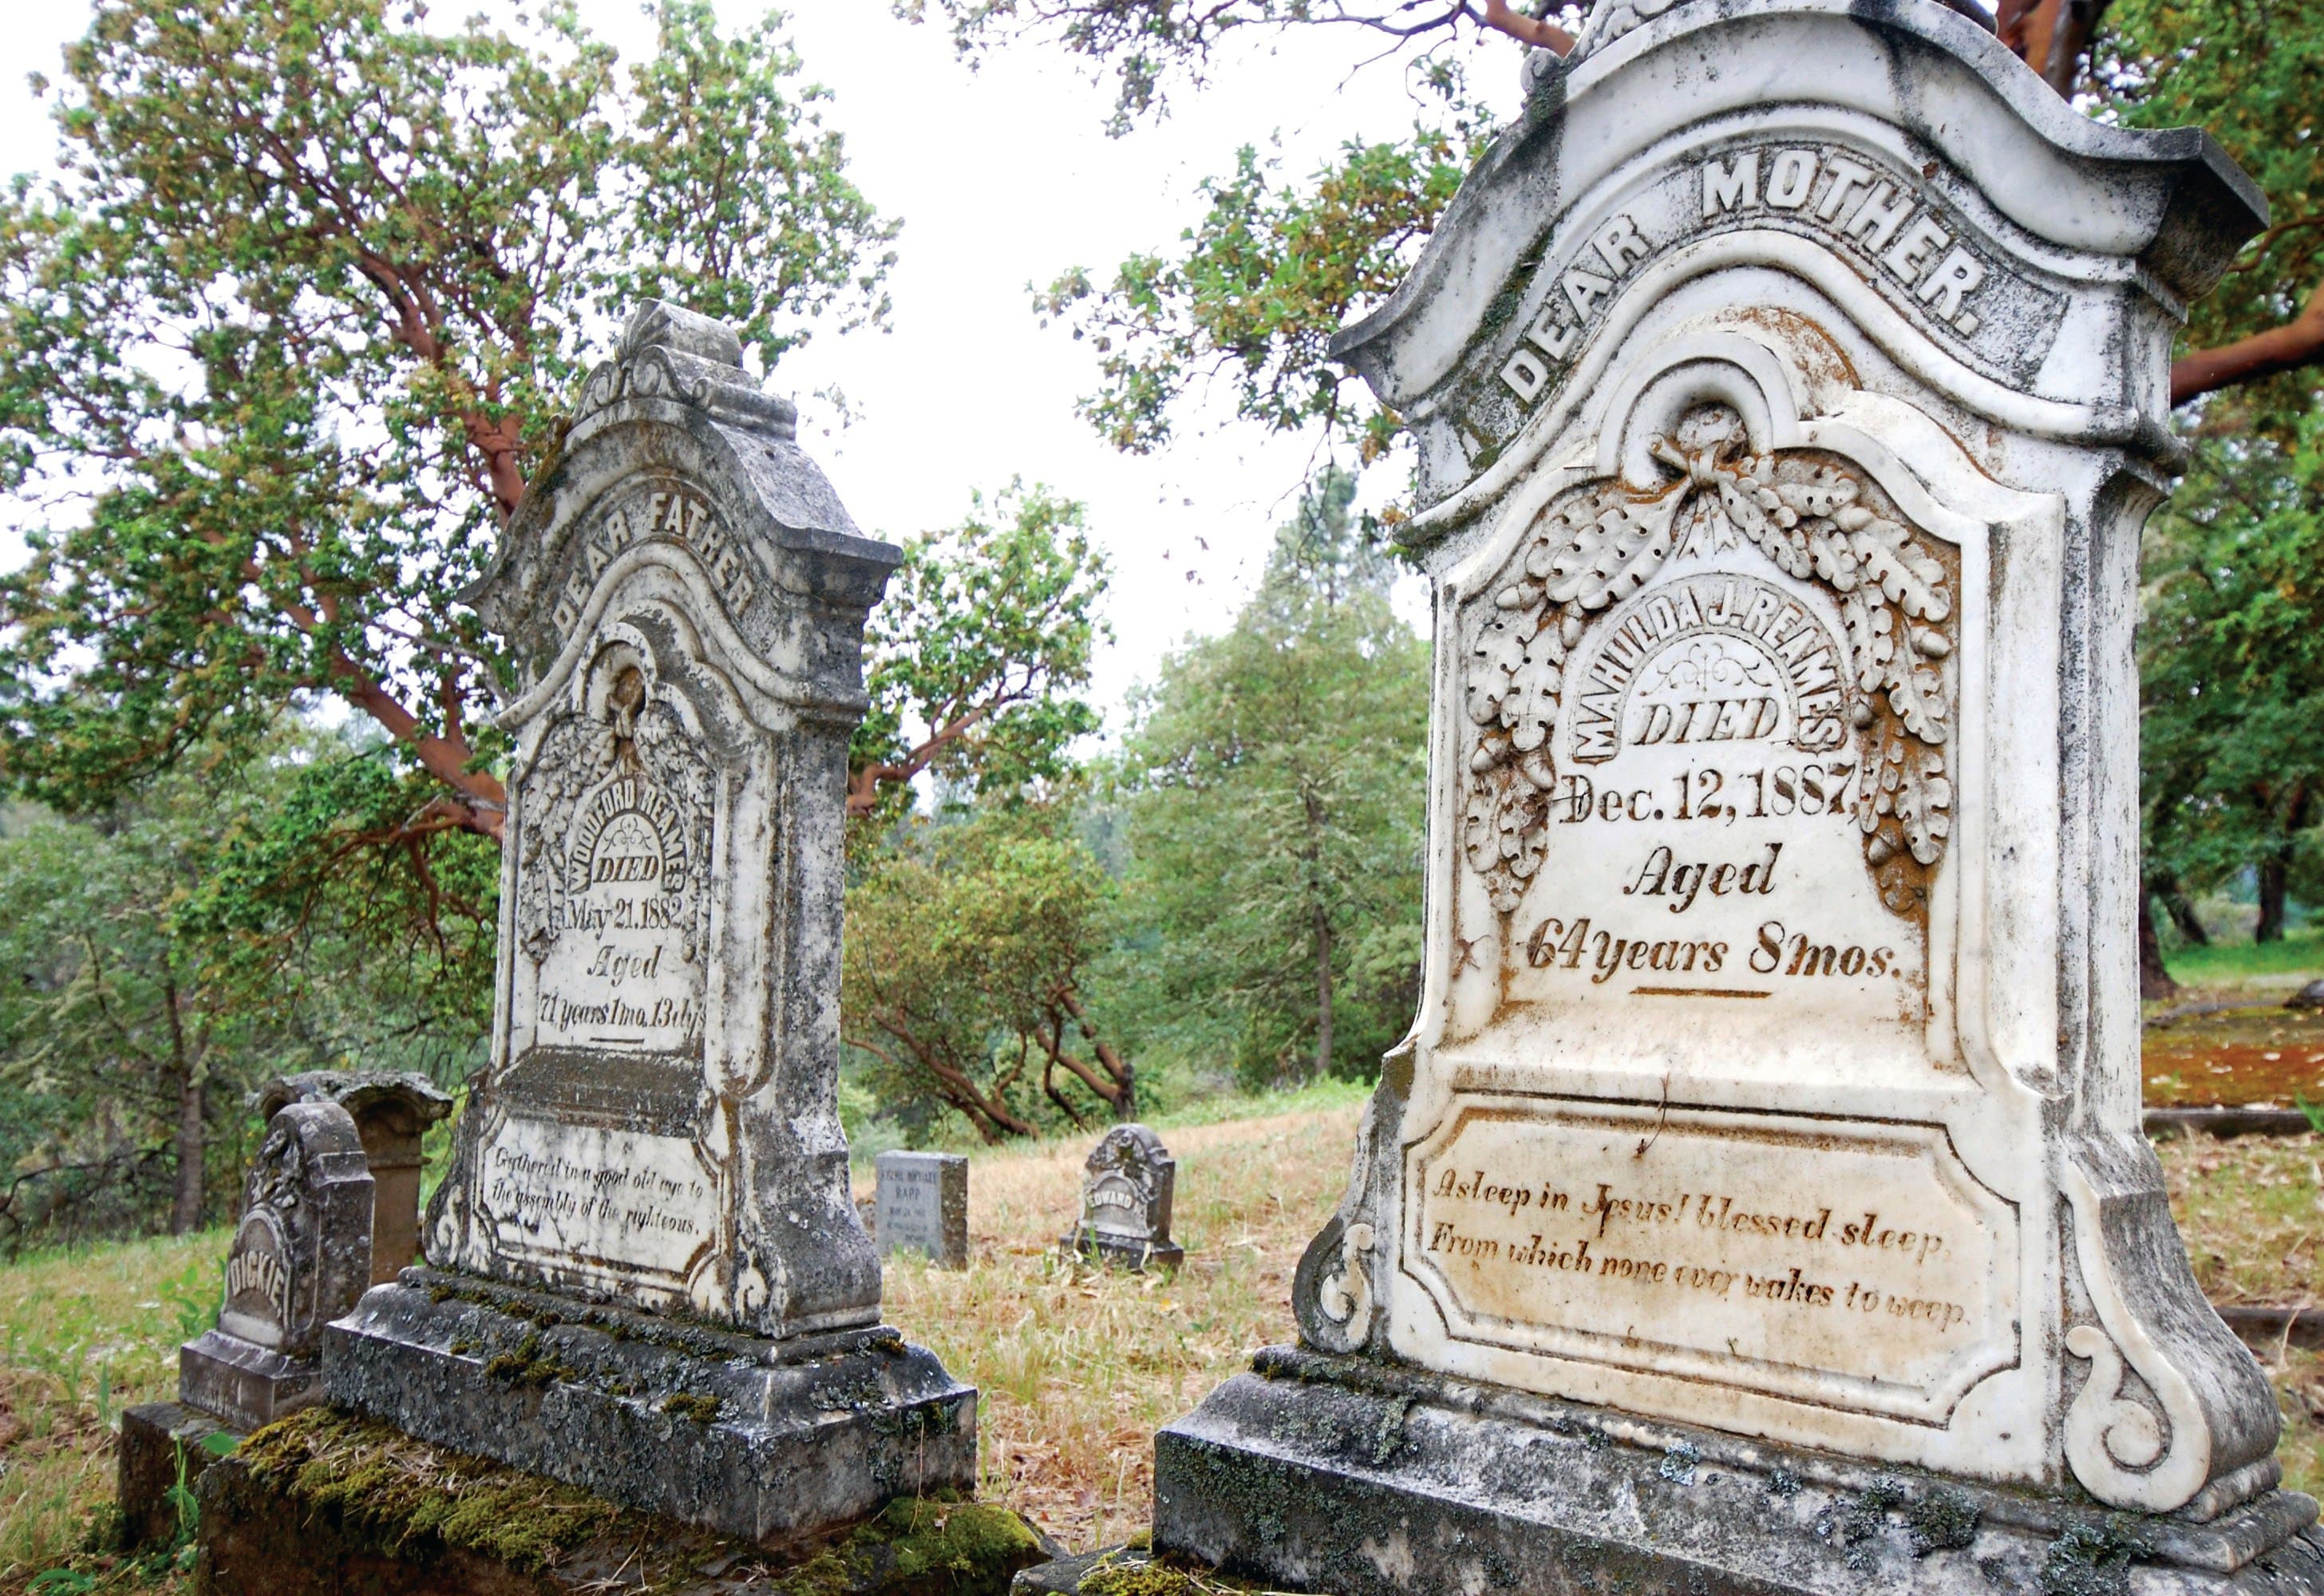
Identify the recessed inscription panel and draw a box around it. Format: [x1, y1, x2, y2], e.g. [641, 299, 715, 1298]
[1456, 405, 1958, 1073]
[478, 1116, 717, 1286]
[512, 669, 717, 1064]
[1405, 1099, 2015, 1420]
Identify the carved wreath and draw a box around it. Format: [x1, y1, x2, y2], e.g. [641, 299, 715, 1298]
[1464, 404, 1954, 918]
[513, 692, 716, 965]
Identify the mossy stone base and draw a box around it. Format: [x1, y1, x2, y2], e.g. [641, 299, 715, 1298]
[195, 1407, 1050, 1596]
[325, 1270, 976, 1546]
[1153, 1349, 2324, 1595]
[119, 1401, 241, 1551]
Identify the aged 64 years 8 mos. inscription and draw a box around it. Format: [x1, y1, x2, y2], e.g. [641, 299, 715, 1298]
[1408, 1099, 2014, 1422]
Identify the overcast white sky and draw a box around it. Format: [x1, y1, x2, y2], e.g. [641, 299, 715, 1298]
[0, 3, 1515, 720]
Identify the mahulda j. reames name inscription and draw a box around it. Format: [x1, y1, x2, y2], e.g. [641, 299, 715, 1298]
[1151, 4, 2324, 1593]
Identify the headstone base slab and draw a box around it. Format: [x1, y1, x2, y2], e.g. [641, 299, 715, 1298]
[177, 1328, 324, 1432]
[322, 1268, 977, 1547]
[192, 1406, 1046, 1596]
[1154, 1350, 2324, 1595]
[117, 1400, 239, 1552]
[1061, 1231, 1184, 1272]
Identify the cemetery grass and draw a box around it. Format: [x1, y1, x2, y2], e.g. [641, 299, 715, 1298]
[7, 1093, 2324, 1589]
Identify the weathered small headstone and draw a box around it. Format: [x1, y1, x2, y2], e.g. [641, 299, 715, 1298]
[255, 1070, 453, 1284]
[322, 301, 975, 1549]
[1061, 1124, 1182, 1270]
[2286, 978, 2324, 1012]
[875, 1151, 968, 1268]
[179, 1101, 375, 1430]
[1149, 4, 2320, 1592]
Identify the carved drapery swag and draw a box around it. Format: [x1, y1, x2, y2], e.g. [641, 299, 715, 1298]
[1463, 404, 1956, 920]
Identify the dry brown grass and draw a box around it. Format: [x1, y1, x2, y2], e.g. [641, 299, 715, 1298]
[10, 1106, 2324, 1591]
[2157, 1132, 2324, 1497]
[864, 1104, 1363, 1557]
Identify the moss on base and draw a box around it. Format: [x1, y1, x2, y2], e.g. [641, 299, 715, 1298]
[239, 1406, 620, 1572]
[212, 1406, 1045, 1594]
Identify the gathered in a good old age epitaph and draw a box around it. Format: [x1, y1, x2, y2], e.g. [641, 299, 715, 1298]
[1152, 4, 2320, 1591]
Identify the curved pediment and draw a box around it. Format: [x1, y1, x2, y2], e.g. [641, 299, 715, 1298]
[1333, 0, 2264, 523]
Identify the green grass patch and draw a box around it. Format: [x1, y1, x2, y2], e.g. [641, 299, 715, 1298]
[2157, 929, 2324, 991]
[0, 1230, 226, 1586]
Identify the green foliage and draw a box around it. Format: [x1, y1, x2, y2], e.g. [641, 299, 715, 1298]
[0, 725, 492, 1249]
[1036, 125, 1485, 458]
[844, 804, 1124, 1141]
[0, 0, 893, 824]
[852, 484, 1109, 824]
[1106, 472, 1427, 1088]
[2140, 408, 2324, 929]
[2100, 0, 2324, 425]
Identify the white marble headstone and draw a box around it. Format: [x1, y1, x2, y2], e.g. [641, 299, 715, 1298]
[423, 302, 902, 1338]
[1291, 0, 2281, 1520]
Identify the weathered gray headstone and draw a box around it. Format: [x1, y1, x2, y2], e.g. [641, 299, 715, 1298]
[1151, 4, 2322, 1591]
[323, 301, 976, 1547]
[255, 1070, 453, 1285]
[875, 1151, 968, 1268]
[1061, 1124, 1182, 1270]
[179, 1100, 374, 1430]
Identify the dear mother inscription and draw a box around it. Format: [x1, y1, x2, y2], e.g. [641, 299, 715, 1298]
[1154, 3, 2321, 1591]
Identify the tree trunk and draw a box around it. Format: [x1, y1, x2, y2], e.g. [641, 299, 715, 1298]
[1311, 899, 1336, 1082]
[2256, 851, 2291, 944]
[2154, 875, 2210, 946]
[164, 978, 205, 1235]
[2139, 895, 2180, 1001]
[1058, 990, 1134, 1120]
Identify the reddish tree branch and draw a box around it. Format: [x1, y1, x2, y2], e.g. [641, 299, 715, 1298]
[2171, 280, 2324, 406]
[330, 654, 507, 840]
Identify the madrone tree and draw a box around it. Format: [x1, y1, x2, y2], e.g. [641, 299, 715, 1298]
[0, 0, 896, 848]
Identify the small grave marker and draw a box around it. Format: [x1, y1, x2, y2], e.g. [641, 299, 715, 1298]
[875, 1152, 968, 1268]
[256, 1071, 453, 1284]
[1062, 1125, 1182, 1270]
[179, 1100, 374, 1430]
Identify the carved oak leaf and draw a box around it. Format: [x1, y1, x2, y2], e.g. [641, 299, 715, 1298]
[1542, 492, 1683, 610]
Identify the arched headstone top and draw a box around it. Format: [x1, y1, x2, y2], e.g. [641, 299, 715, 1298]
[468, 298, 899, 703]
[1333, 0, 2265, 527]
[255, 1069, 454, 1130]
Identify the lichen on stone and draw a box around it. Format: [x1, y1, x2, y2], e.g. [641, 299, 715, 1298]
[1907, 1486, 1980, 1557]
[662, 1392, 724, 1424]
[2038, 1515, 2151, 1596]
[756, 1495, 1044, 1595]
